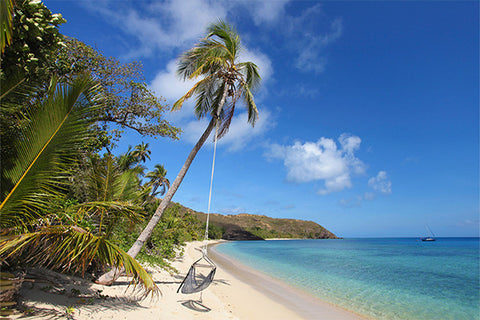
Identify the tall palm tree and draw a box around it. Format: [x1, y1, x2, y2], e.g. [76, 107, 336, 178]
[143, 164, 170, 205]
[96, 20, 261, 284]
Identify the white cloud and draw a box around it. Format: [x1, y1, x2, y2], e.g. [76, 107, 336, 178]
[85, 0, 228, 56]
[368, 171, 392, 194]
[84, 0, 338, 75]
[267, 134, 366, 195]
[149, 60, 198, 123]
[150, 60, 196, 102]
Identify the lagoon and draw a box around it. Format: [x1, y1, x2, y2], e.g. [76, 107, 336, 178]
[215, 238, 480, 320]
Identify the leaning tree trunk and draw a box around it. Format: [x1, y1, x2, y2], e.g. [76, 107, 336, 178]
[126, 117, 217, 258]
[96, 83, 229, 286]
[96, 116, 218, 285]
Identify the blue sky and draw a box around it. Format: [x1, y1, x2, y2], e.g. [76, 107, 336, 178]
[44, 0, 479, 237]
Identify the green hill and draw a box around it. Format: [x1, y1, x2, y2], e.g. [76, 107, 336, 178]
[168, 202, 338, 240]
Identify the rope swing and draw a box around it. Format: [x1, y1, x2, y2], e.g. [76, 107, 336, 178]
[177, 121, 219, 295]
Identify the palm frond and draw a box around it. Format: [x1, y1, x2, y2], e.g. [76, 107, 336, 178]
[117, 169, 143, 202]
[0, 0, 14, 53]
[73, 201, 143, 225]
[172, 81, 202, 111]
[207, 20, 240, 61]
[238, 61, 261, 92]
[194, 76, 221, 118]
[0, 75, 104, 228]
[177, 40, 228, 80]
[0, 226, 157, 295]
[84, 154, 122, 203]
[71, 200, 143, 237]
[242, 86, 259, 126]
[172, 74, 215, 112]
[217, 101, 235, 139]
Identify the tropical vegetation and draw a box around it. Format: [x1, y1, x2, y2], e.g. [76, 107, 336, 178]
[0, 0, 185, 297]
[0, 0, 263, 301]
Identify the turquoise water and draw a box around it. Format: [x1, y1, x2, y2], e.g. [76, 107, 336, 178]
[215, 238, 480, 320]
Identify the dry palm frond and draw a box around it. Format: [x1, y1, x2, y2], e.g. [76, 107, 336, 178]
[0, 226, 157, 296]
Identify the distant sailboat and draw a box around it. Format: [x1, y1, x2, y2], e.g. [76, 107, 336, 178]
[421, 225, 436, 241]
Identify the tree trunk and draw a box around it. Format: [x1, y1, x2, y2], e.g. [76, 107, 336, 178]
[95, 116, 217, 285]
[96, 83, 229, 286]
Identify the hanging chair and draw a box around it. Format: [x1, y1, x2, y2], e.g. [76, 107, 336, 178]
[177, 252, 216, 294]
[177, 122, 220, 295]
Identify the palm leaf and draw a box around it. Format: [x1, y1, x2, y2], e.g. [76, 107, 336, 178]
[194, 76, 221, 118]
[217, 100, 235, 139]
[0, 75, 103, 229]
[84, 155, 123, 202]
[177, 41, 227, 80]
[172, 74, 215, 112]
[0, 226, 157, 295]
[206, 20, 240, 61]
[238, 61, 261, 91]
[0, 0, 14, 53]
[71, 201, 143, 230]
[242, 85, 259, 125]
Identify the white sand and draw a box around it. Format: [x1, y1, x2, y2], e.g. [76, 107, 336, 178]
[13, 241, 367, 319]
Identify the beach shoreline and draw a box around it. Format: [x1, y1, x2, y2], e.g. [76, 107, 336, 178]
[209, 241, 368, 320]
[11, 240, 367, 319]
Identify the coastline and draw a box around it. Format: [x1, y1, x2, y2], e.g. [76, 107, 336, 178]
[11, 240, 367, 319]
[209, 241, 368, 320]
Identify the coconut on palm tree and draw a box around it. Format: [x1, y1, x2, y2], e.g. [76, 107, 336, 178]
[96, 19, 261, 285]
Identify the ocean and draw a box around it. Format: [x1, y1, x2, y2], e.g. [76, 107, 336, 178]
[215, 238, 480, 320]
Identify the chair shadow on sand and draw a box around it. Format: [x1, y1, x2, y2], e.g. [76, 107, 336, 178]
[176, 276, 232, 313]
[179, 299, 211, 312]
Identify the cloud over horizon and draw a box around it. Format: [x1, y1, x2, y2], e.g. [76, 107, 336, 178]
[368, 171, 392, 194]
[267, 134, 366, 195]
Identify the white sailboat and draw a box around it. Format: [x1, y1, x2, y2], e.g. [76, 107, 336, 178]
[421, 225, 436, 241]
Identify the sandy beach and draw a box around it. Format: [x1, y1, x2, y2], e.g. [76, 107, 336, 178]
[12, 241, 367, 319]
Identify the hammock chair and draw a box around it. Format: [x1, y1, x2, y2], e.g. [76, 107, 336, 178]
[176, 252, 216, 294]
[177, 123, 219, 295]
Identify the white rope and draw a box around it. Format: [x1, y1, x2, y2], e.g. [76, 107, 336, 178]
[203, 121, 219, 255]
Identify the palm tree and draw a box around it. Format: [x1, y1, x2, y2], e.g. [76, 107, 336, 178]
[143, 164, 170, 205]
[96, 20, 261, 284]
[131, 142, 151, 163]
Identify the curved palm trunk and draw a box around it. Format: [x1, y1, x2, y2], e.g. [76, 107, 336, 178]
[96, 115, 219, 285]
[127, 116, 217, 258]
